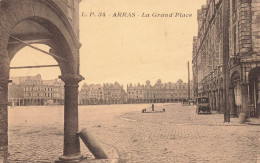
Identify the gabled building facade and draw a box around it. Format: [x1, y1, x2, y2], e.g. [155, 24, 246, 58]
[79, 83, 104, 105]
[8, 74, 64, 106]
[103, 82, 127, 104]
[127, 79, 193, 104]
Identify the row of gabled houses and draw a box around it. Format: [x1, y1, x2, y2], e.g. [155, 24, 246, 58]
[78, 79, 193, 105]
[8, 74, 193, 106]
[8, 74, 64, 106]
[79, 82, 126, 105]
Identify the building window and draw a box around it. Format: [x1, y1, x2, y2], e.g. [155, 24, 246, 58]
[233, 25, 237, 56]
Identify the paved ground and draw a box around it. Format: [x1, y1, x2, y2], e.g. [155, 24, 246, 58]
[4, 103, 260, 162]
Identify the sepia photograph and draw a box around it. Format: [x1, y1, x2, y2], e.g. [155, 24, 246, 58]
[0, 0, 260, 162]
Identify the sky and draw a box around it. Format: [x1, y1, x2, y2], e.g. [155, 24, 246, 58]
[10, 0, 206, 87]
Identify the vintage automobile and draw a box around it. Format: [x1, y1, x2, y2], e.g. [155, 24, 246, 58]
[182, 98, 188, 105]
[196, 97, 211, 114]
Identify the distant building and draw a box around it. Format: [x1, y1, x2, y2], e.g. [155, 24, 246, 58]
[79, 82, 127, 105]
[78, 79, 192, 105]
[127, 79, 193, 104]
[8, 74, 64, 106]
[79, 83, 104, 105]
[103, 82, 127, 104]
[192, 1, 224, 113]
[192, 0, 260, 117]
[127, 83, 145, 103]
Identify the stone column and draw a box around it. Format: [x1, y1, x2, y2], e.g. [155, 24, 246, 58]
[0, 78, 9, 150]
[219, 89, 223, 113]
[241, 83, 249, 116]
[209, 91, 213, 110]
[229, 85, 236, 117]
[58, 75, 84, 162]
[0, 53, 10, 162]
[212, 91, 216, 111]
[216, 90, 219, 112]
[257, 77, 260, 118]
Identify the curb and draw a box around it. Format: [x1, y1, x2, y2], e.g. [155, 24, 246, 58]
[246, 122, 260, 126]
[245, 118, 260, 126]
[80, 158, 119, 163]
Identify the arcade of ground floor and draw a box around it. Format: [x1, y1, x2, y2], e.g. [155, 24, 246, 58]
[8, 98, 64, 106]
[196, 65, 260, 118]
[79, 98, 188, 105]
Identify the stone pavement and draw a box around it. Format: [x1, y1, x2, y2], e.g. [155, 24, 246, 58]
[6, 104, 260, 162]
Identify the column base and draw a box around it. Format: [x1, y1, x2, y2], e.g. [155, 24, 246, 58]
[0, 146, 8, 163]
[55, 154, 83, 163]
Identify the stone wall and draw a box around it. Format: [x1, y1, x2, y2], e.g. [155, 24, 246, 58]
[238, 0, 253, 55]
[193, 1, 223, 85]
[52, 0, 81, 38]
[0, 0, 80, 38]
[252, 0, 260, 54]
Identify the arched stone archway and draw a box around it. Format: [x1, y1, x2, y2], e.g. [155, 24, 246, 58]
[0, 0, 84, 162]
[248, 67, 260, 117]
[230, 71, 241, 117]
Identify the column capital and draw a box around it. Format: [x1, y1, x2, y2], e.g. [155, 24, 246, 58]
[59, 75, 84, 86]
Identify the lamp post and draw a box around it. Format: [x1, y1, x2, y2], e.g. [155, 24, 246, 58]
[188, 61, 191, 102]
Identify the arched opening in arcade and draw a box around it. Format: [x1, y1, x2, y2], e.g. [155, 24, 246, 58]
[248, 67, 260, 117]
[0, 1, 83, 162]
[9, 44, 63, 107]
[230, 71, 241, 117]
[8, 43, 64, 161]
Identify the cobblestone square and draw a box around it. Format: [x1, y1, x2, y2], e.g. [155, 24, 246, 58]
[7, 103, 260, 162]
